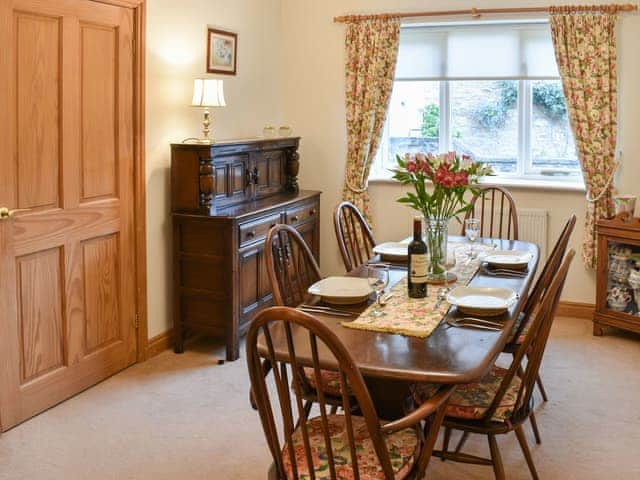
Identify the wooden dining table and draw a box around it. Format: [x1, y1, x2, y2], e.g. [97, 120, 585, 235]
[257, 236, 539, 419]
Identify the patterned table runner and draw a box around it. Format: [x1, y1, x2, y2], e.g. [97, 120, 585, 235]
[342, 243, 496, 338]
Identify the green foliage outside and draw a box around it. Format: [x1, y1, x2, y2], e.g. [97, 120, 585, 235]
[421, 103, 462, 138]
[472, 80, 568, 130]
[532, 82, 567, 119]
[421, 104, 440, 137]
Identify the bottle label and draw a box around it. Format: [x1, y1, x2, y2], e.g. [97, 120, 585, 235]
[410, 254, 428, 283]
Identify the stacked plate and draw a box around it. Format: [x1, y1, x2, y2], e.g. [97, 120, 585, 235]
[307, 277, 372, 305]
[483, 250, 532, 270]
[446, 286, 518, 316]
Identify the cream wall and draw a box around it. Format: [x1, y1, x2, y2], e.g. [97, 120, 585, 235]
[146, 0, 283, 337]
[280, 0, 640, 305]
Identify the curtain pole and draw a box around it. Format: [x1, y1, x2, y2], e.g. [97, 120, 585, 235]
[333, 4, 638, 23]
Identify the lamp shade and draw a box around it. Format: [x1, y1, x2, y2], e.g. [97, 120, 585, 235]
[191, 78, 226, 107]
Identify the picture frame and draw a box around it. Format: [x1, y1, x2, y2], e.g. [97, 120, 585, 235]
[207, 27, 237, 75]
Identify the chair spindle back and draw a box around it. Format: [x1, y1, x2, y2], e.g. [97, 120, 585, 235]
[483, 249, 575, 423]
[265, 224, 322, 307]
[247, 306, 396, 480]
[463, 186, 519, 240]
[512, 214, 576, 341]
[334, 201, 376, 272]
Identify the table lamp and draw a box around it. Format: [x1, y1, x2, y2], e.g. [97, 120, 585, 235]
[189, 78, 226, 144]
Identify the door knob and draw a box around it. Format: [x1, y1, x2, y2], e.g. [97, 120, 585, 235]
[0, 207, 30, 220]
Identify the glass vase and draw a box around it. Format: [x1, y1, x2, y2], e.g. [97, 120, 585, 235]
[423, 217, 449, 282]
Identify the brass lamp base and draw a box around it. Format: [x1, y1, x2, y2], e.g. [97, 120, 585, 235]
[183, 107, 215, 144]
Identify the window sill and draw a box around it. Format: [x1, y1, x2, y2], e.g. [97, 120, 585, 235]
[369, 176, 586, 193]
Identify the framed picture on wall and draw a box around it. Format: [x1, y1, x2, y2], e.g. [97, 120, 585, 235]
[207, 27, 237, 75]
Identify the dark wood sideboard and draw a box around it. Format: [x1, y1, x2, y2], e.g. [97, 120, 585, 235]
[171, 137, 320, 360]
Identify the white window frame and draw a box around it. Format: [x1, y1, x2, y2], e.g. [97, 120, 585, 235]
[371, 78, 582, 184]
[370, 20, 584, 187]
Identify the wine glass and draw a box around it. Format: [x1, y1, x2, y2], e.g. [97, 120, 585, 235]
[464, 218, 480, 256]
[367, 265, 389, 317]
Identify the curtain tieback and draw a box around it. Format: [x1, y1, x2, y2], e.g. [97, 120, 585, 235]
[586, 153, 621, 204]
[346, 177, 369, 194]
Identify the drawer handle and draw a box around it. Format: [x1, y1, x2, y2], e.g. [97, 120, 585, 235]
[290, 215, 299, 222]
[310, 209, 317, 215]
[246, 230, 256, 238]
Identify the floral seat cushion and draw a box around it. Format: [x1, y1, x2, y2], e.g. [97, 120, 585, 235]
[282, 414, 418, 480]
[412, 366, 522, 423]
[303, 368, 352, 397]
[507, 310, 537, 345]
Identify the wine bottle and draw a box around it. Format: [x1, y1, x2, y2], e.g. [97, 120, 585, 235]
[408, 216, 428, 298]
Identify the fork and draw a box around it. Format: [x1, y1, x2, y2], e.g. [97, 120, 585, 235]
[481, 267, 527, 278]
[445, 318, 503, 331]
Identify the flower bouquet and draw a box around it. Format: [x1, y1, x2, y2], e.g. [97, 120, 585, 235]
[391, 152, 493, 280]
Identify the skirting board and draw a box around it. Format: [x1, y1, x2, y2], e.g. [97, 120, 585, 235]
[145, 330, 205, 360]
[146, 329, 174, 359]
[557, 301, 594, 319]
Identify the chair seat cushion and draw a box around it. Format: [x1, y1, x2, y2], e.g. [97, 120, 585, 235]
[282, 414, 418, 480]
[507, 310, 537, 345]
[412, 366, 521, 423]
[303, 368, 352, 397]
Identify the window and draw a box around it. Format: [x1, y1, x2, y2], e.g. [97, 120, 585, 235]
[371, 22, 581, 184]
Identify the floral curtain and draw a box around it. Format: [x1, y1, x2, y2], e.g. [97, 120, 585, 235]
[550, 10, 618, 268]
[342, 18, 400, 222]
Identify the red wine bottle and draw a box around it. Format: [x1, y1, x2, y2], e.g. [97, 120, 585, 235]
[408, 216, 428, 298]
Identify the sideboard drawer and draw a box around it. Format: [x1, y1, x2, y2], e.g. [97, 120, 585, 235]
[286, 201, 319, 227]
[239, 212, 282, 247]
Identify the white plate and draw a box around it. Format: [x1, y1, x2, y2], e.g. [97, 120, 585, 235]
[307, 277, 372, 305]
[373, 241, 410, 260]
[483, 250, 532, 268]
[447, 286, 518, 315]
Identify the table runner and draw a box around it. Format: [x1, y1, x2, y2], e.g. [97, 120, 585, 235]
[342, 243, 496, 338]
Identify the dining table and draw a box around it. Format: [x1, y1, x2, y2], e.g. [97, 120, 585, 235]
[256, 236, 539, 419]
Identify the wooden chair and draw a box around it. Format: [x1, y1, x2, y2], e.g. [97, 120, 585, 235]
[265, 224, 322, 307]
[441, 214, 576, 459]
[261, 224, 345, 413]
[334, 201, 377, 272]
[506, 214, 577, 402]
[247, 306, 455, 480]
[462, 186, 519, 240]
[412, 249, 576, 480]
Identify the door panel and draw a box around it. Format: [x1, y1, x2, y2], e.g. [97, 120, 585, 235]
[80, 21, 118, 201]
[239, 245, 274, 325]
[0, 0, 137, 431]
[16, 247, 66, 383]
[82, 233, 121, 354]
[15, 11, 62, 210]
[253, 151, 284, 198]
[212, 154, 250, 207]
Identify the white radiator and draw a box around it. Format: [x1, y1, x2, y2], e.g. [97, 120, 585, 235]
[516, 208, 548, 261]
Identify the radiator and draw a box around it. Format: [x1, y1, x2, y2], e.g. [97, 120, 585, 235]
[516, 208, 549, 261]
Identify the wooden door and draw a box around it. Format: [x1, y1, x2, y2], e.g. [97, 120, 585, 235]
[0, 0, 137, 431]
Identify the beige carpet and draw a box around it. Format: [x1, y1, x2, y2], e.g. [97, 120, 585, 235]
[1, 317, 639, 479]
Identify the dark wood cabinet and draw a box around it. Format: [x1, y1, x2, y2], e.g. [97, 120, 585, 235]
[171, 137, 320, 360]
